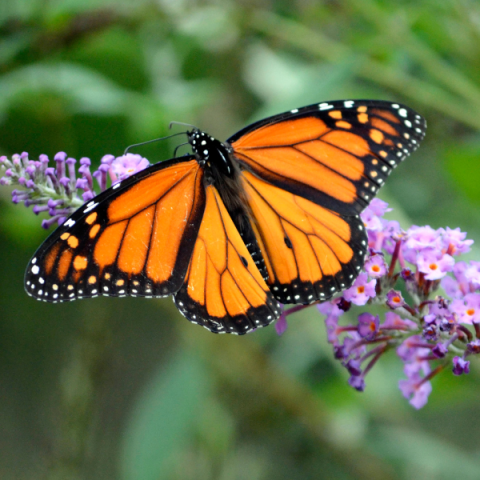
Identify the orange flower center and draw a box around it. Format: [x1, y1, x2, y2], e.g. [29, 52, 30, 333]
[467, 308, 475, 316]
[429, 263, 438, 270]
[357, 286, 365, 293]
[372, 265, 380, 272]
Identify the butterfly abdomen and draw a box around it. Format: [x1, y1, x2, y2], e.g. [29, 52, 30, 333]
[206, 162, 270, 283]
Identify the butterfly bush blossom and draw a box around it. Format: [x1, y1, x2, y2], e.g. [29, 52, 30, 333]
[1, 152, 479, 409]
[0, 152, 149, 228]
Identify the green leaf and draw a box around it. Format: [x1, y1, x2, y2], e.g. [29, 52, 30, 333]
[120, 350, 210, 480]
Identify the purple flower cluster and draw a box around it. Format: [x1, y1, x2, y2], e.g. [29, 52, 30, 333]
[279, 199, 479, 409]
[0, 152, 150, 229]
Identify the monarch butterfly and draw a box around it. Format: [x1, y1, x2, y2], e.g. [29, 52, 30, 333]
[25, 100, 426, 335]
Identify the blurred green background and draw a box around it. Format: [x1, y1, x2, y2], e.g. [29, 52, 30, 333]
[2, 1, 480, 479]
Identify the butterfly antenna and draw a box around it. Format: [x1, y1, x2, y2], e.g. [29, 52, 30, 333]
[173, 142, 190, 158]
[169, 121, 197, 130]
[124, 131, 187, 155]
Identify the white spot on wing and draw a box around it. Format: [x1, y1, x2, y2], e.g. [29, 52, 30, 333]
[83, 202, 98, 214]
[318, 103, 333, 110]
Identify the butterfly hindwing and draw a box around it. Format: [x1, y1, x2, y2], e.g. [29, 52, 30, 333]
[25, 156, 206, 302]
[174, 184, 282, 334]
[241, 170, 367, 304]
[229, 100, 426, 216]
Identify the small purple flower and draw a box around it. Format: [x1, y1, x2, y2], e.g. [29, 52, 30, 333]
[360, 198, 390, 231]
[452, 356, 470, 375]
[416, 249, 454, 280]
[324, 314, 341, 345]
[465, 261, 480, 288]
[398, 372, 432, 409]
[440, 227, 473, 256]
[432, 343, 448, 358]
[364, 254, 387, 278]
[343, 333, 367, 359]
[317, 300, 344, 318]
[439, 315, 456, 333]
[441, 275, 463, 299]
[466, 339, 480, 355]
[381, 220, 402, 255]
[451, 293, 480, 324]
[357, 312, 379, 340]
[345, 359, 362, 376]
[397, 335, 430, 363]
[110, 153, 150, 183]
[405, 225, 442, 252]
[422, 314, 438, 341]
[343, 273, 376, 306]
[348, 374, 366, 392]
[428, 297, 450, 317]
[386, 290, 404, 309]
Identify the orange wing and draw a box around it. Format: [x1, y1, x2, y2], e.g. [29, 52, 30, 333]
[174, 184, 281, 334]
[240, 170, 367, 304]
[25, 157, 205, 302]
[228, 100, 426, 215]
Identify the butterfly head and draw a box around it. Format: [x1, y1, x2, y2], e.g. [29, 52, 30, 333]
[187, 129, 235, 177]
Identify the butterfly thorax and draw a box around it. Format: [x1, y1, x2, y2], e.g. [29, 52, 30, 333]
[188, 129, 234, 177]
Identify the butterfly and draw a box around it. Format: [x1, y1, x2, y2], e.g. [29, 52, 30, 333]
[25, 100, 426, 335]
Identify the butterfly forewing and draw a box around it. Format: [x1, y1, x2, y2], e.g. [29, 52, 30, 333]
[25, 157, 205, 302]
[229, 100, 426, 216]
[174, 184, 282, 334]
